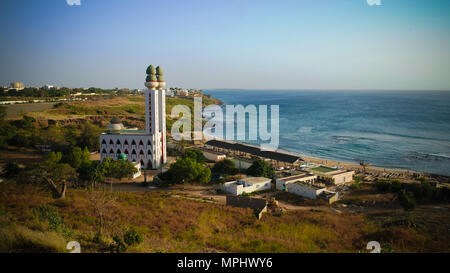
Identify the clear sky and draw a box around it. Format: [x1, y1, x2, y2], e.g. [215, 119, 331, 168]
[0, 0, 449, 90]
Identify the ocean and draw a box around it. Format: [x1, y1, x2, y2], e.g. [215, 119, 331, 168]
[204, 90, 450, 176]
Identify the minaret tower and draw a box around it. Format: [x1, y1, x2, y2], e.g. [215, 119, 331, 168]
[144, 64, 167, 168]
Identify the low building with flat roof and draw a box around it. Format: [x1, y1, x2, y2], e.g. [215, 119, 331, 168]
[275, 172, 318, 191]
[200, 149, 226, 162]
[220, 177, 272, 195]
[309, 166, 355, 185]
[276, 173, 339, 203]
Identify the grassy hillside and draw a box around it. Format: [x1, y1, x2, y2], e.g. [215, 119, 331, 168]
[17, 94, 220, 133]
[1, 181, 448, 253]
[22, 95, 220, 120]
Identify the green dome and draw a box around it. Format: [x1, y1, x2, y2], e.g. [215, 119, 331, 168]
[156, 66, 164, 82]
[146, 65, 156, 75]
[146, 74, 157, 82]
[118, 153, 127, 161]
[156, 66, 163, 76]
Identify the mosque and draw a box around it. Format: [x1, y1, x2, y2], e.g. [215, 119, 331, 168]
[99, 65, 167, 169]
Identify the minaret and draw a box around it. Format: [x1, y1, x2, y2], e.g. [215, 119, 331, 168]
[144, 64, 167, 168]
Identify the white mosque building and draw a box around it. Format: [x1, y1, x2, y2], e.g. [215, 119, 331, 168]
[100, 65, 167, 169]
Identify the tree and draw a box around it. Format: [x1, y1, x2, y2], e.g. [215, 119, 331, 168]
[26, 157, 78, 199]
[212, 159, 238, 177]
[78, 122, 101, 151]
[87, 190, 115, 236]
[246, 159, 275, 178]
[78, 161, 106, 189]
[182, 149, 206, 164]
[101, 158, 138, 180]
[64, 146, 91, 169]
[166, 157, 211, 184]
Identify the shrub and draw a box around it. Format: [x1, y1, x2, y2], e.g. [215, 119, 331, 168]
[212, 159, 238, 177]
[110, 235, 127, 253]
[397, 190, 416, 211]
[33, 205, 73, 239]
[374, 180, 391, 193]
[123, 227, 144, 246]
[246, 159, 274, 179]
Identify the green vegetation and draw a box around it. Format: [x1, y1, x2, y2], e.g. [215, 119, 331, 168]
[212, 159, 239, 178]
[22, 152, 79, 199]
[161, 149, 211, 184]
[246, 159, 275, 179]
[182, 148, 206, 164]
[0, 87, 118, 99]
[163, 157, 211, 185]
[100, 158, 138, 180]
[373, 178, 450, 211]
[0, 115, 102, 152]
[397, 190, 416, 211]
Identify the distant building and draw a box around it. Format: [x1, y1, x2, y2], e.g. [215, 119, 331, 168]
[220, 177, 272, 195]
[42, 84, 54, 90]
[10, 82, 24, 90]
[309, 166, 355, 185]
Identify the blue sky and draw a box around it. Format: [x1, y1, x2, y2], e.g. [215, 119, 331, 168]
[0, 0, 449, 90]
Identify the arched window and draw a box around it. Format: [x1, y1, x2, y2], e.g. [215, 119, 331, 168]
[125, 149, 129, 154]
[109, 139, 114, 145]
[139, 150, 144, 155]
[147, 140, 151, 146]
[132, 150, 137, 155]
[131, 140, 137, 146]
[140, 160, 145, 167]
[147, 160, 153, 169]
[139, 140, 144, 146]
[109, 149, 114, 154]
[148, 150, 151, 155]
[117, 149, 121, 154]
[116, 139, 121, 145]
[102, 149, 107, 154]
[124, 140, 129, 145]
[102, 139, 106, 145]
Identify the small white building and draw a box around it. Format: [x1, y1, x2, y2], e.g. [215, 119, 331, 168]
[286, 182, 326, 200]
[132, 162, 142, 179]
[276, 173, 338, 202]
[220, 177, 272, 195]
[276, 173, 318, 191]
[202, 149, 226, 162]
[309, 166, 355, 185]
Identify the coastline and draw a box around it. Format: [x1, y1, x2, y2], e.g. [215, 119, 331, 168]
[204, 92, 449, 181]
